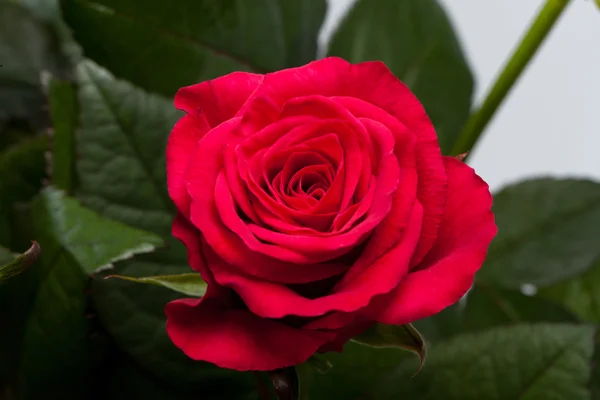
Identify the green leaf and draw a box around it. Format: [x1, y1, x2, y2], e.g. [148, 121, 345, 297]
[269, 367, 299, 400]
[61, 0, 327, 97]
[48, 78, 78, 192]
[73, 59, 256, 389]
[412, 303, 464, 342]
[0, 135, 48, 248]
[93, 255, 258, 389]
[372, 324, 596, 400]
[327, 0, 473, 154]
[104, 350, 259, 400]
[477, 178, 600, 288]
[307, 354, 333, 375]
[33, 187, 164, 273]
[463, 283, 578, 331]
[0, 136, 48, 207]
[0, 245, 14, 265]
[307, 341, 412, 399]
[0, 1, 69, 128]
[308, 325, 596, 399]
[75, 60, 179, 235]
[17, 0, 82, 63]
[0, 241, 40, 282]
[593, 333, 600, 400]
[105, 273, 207, 297]
[352, 323, 426, 373]
[7, 187, 164, 397]
[539, 257, 600, 323]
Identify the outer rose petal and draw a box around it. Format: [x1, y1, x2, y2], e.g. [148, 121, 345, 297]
[174, 71, 263, 127]
[165, 296, 333, 371]
[167, 115, 210, 216]
[210, 203, 423, 319]
[373, 157, 497, 325]
[168, 71, 262, 216]
[172, 213, 214, 284]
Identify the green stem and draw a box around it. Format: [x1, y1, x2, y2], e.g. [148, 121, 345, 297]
[452, 0, 572, 157]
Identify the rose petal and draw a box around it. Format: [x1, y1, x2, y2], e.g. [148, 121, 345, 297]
[344, 61, 447, 266]
[165, 295, 333, 371]
[187, 118, 347, 282]
[239, 58, 446, 266]
[215, 171, 325, 264]
[171, 213, 217, 285]
[167, 115, 210, 216]
[278, 96, 369, 212]
[238, 118, 356, 232]
[333, 98, 420, 270]
[372, 157, 497, 325]
[174, 71, 263, 127]
[211, 203, 423, 319]
[248, 145, 399, 259]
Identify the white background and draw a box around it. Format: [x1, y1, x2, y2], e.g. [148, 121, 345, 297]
[321, 0, 600, 192]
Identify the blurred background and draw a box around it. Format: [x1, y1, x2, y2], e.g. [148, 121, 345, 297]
[327, 0, 600, 191]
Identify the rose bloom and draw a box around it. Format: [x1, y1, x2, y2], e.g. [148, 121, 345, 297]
[165, 57, 496, 371]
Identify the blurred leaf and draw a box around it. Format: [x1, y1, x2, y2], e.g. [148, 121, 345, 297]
[93, 257, 258, 392]
[0, 121, 36, 151]
[18, 0, 82, 64]
[278, 0, 327, 68]
[32, 187, 164, 273]
[104, 351, 258, 400]
[539, 258, 600, 323]
[327, 0, 473, 154]
[372, 324, 596, 400]
[477, 178, 600, 288]
[307, 341, 412, 399]
[464, 283, 578, 331]
[0, 1, 69, 129]
[307, 354, 332, 374]
[105, 273, 206, 297]
[0, 135, 48, 248]
[412, 303, 464, 342]
[0, 241, 39, 282]
[309, 325, 596, 399]
[9, 187, 163, 398]
[74, 60, 179, 235]
[593, 333, 600, 400]
[352, 323, 426, 373]
[296, 362, 313, 400]
[0, 246, 14, 265]
[48, 78, 77, 192]
[72, 60, 256, 389]
[269, 367, 299, 400]
[61, 0, 327, 97]
[0, 136, 48, 207]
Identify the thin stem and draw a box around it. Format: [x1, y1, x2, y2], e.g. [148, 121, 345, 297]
[452, 0, 572, 157]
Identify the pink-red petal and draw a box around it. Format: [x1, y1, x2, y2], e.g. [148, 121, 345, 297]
[372, 157, 497, 325]
[171, 213, 214, 284]
[211, 203, 423, 319]
[166, 115, 210, 217]
[174, 71, 263, 127]
[165, 296, 333, 371]
[187, 118, 346, 282]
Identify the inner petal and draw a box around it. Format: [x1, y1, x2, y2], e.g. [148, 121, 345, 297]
[284, 165, 333, 210]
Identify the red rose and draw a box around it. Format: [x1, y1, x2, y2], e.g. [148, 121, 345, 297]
[165, 57, 496, 371]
